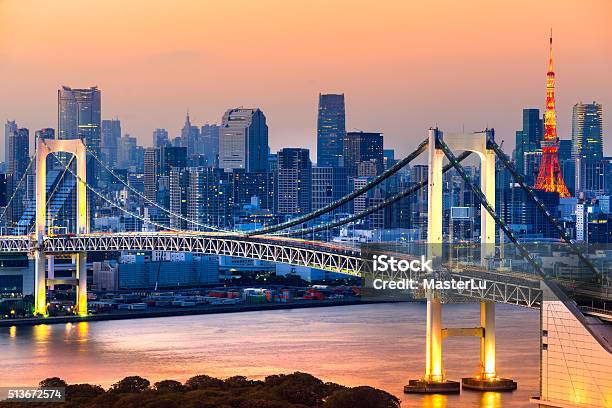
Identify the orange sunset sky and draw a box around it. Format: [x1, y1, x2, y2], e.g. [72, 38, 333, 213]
[0, 0, 611, 160]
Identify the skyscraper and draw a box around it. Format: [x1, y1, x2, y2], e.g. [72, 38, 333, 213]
[534, 33, 570, 198]
[188, 167, 232, 228]
[169, 167, 190, 229]
[572, 102, 603, 161]
[343, 131, 384, 179]
[101, 119, 121, 168]
[4, 121, 29, 226]
[219, 108, 268, 172]
[153, 128, 169, 148]
[57, 86, 102, 186]
[514, 108, 543, 180]
[312, 167, 348, 212]
[317, 93, 346, 167]
[144, 148, 161, 204]
[117, 135, 137, 169]
[180, 113, 200, 157]
[160, 146, 187, 176]
[200, 124, 220, 166]
[276, 148, 312, 216]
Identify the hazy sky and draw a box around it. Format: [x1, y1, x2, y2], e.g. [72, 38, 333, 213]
[1, 0, 611, 162]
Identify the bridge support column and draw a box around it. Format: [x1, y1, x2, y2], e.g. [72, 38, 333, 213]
[480, 147, 496, 266]
[462, 301, 517, 391]
[405, 294, 460, 394]
[427, 128, 444, 261]
[34, 250, 47, 316]
[480, 300, 496, 378]
[34, 137, 89, 317]
[76, 252, 87, 316]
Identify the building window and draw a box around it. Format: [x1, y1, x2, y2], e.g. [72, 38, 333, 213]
[542, 330, 548, 337]
[542, 343, 548, 350]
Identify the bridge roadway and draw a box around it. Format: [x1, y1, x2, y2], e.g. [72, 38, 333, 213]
[0, 232, 550, 307]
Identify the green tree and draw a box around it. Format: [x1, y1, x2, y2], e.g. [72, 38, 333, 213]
[39, 377, 67, 388]
[109, 376, 150, 393]
[154, 380, 184, 393]
[184, 374, 225, 390]
[324, 386, 400, 408]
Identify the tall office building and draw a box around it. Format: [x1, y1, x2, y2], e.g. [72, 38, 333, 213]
[316, 93, 346, 167]
[312, 167, 348, 212]
[514, 108, 543, 181]
[117, 135, 138, 169]
[180, 113, 200, 157]
[219, 108, 268, 172]
[58, 86, 102, 190]
[231, 170, 275, 210]
[144, 148, 160, 204]
[343, 131, 384, 179]
[153, 128, 169, 148]
[573, 102, 604, 195]
[160, 146, 187, 176]
[101, 119, 121, 168]
[188, 167, 232, 228]
[276, 148, 312, 216]
[169, 167, 190, 229]
[200, 124, 220, 166]
[558, 139, 575, 195]
[572, 102, 603, 161]
[4, 122, 29, 226]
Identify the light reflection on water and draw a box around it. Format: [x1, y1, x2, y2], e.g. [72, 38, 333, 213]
[0, 303, 539, 407]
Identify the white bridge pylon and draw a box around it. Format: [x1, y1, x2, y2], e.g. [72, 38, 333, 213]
[35, 138, 88, 316]
[422, 128, 499, 385]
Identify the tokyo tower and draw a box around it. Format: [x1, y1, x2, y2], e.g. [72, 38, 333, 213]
[534, 31, 570, 197]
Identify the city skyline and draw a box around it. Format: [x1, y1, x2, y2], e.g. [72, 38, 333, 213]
[0, 0, 611, 161]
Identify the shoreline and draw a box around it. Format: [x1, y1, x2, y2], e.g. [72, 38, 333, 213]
[0, 299, 404, 328]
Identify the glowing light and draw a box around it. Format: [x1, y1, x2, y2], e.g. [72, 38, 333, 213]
[534, 31, 570, 198]
[9, 326, 17, 338]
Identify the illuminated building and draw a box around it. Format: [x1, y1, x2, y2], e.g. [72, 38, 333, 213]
[534, 33, 570, 198]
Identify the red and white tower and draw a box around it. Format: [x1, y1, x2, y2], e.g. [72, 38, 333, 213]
[534, 31, 570, 197]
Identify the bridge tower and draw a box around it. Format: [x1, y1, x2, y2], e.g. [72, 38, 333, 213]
[406, 128, 515, 393]
[34, 138, 88, 316]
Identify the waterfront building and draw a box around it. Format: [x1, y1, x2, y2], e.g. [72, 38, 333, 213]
[317, 93, 346, 168]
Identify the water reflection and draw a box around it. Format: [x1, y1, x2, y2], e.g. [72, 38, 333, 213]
[421, 394, 447, 408]
[33, 324, 51, 343]
[0, 303, 539, 407]
[480, 391, 502, 408]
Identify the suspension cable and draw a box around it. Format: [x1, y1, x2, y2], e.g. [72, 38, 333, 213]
[42, 140, 180, 233]
[437, 139, 545, 276]
[248, 138, 430, 236]
[0, 156, 35, 223]
[82, 142, 236, 233]
[282, 151, 473, 237]
[488, 139, 600, 278]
